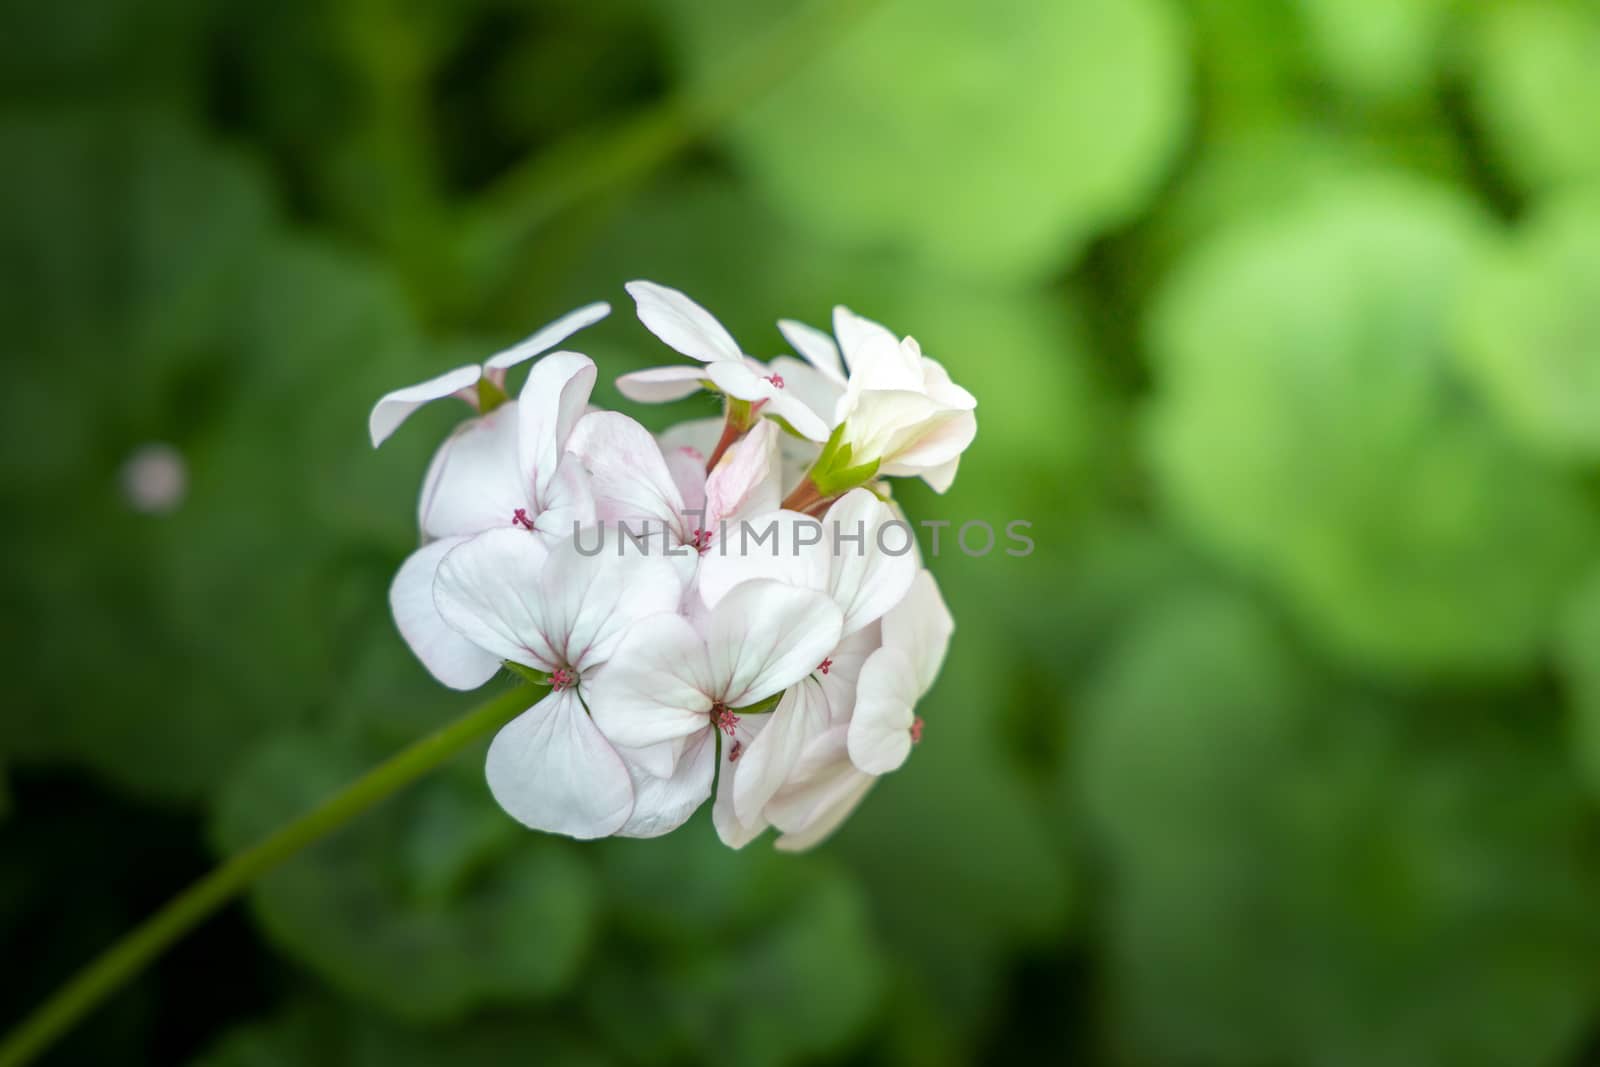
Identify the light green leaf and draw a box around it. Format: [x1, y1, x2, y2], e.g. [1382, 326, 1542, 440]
[651, 0, 1189, 280]
[1145, 175, 1598, 675]
[1456, 189, 1600, 461]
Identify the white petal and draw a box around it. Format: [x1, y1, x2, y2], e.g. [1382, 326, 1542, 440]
[774, 772, 873, 852]
[846, 647, 919, 774]
[517, 351, 596, 509]
[818, 622, 882, 724]
[536, 531, 685, 674]
[616, 730, 716, 838]
[704, 420, 780, 528]
[418, 406, 526, 540]
[761, 388, 831, 443]
[834, 307, 920, 392]
[657, 417, 724, 458]
[706, 359, 769, 400]
[837, 389, 942, 465]
[485, 688, 634, 839]
[878, 409, 978, 475]
[433, 528, 558, 670]
[389, 538, 502, 690]
[697, 510, 830, 610]
[587, 613, 716, 760]
[482, 302, 611, 371]
[884, 569, 955, 693]
[708, 580, 843, 707]
[713, 717, 770, 849]
[567, 411, 688, 538]
[526, 453, 595, 542]
[615, 364, 711, 403]
[369, 364, 482, 447]
[920, 357, 978, 411]
[832, 306, 900, 369]
[918, 455, 961, 494]
[733, 677, 831, 821]
[767, 356, 845, 431]
[777, 318, 846, 383]
[626, 280, 743, 363]
[819, 489, 918, 638]
[662, 439, 709, 520]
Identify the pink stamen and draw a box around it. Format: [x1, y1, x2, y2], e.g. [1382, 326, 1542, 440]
[711, 703, 740, 736]
[765, 373, 785, 389]
[550, 668, 576, 691]
[511, 508, 536, 531]
[818, 658, 833, 675]
[910, 717, 924, 744]
[728, 740, 744, 762]
[689, 527, 714, 554]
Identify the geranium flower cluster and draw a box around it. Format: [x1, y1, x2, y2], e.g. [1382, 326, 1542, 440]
[371, 282, 977, 848]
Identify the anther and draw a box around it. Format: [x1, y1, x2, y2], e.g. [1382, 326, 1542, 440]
[710, 703, 740, 736]
[765, 373, 785, 389]
[818, 658, 833, 675]
[550, 668, 576, 691]
[728, 740, 744, 762]
[511, 508, 536, 530]
[910, 717, 924, 744]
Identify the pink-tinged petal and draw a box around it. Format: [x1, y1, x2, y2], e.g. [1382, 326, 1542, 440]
[709, 580, 842, 707]
[818, 622, 883, 724]
[617, 730, 716, 838]
[704, 420, 780, 528]
[389, 538, 502, 690]
[485, 687, 634, 839]
[879, 409, 978, 474]
[884, 569, 955, 692]
[626, 280, 743, 364]
[847, 647, 919, 774]
[697, 510, 830, 610]
[777, 318, 846, 383]
[418, 406, 526, 540]
[517, 351, 597, 508]
[820, 490, 918, 638]
[774, 773, 873, 852]
[713, 716, 770, 849]
[369, 363, 482, 447]
[658, 417, 723, 459]
[661, 441, 709, 521]
[767, 356, 844, 431]
[587, 614, 716, 764]
[767, 724, 874, 847]
[615, 365, 710, 403]
[535, 531, 684, 674]
[433, 528, 558, 670]
[733, 677, 831, 822]
[568, 411, 688, 538]
[482, 301, 611, 371]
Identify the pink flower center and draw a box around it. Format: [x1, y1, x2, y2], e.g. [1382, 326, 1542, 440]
[728, 739, 744, 762]
[549, 668, 576, 691]
[818, 658, 833, 675]
[710, 703, 740, 736]
[689, 527, 714, 554]
[511, 508, 536, 531]
[910, 717, 924, 744]
[765, 373, 785, 389]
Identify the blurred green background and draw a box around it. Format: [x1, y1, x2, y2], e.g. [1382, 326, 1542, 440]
[5, 0, 1600, 1063]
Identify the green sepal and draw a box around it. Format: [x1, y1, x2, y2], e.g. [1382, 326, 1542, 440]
[477, 376, 510, 414]
[503, 661, 551, 686]
[734, 691, 784, 716]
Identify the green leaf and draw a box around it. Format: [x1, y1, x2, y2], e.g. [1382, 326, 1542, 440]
[1145, 175, 1598, 675]
[1455, 189, 1600, 461]
[1468, 1, 1600, 196]
[650, 0, 1188, 280]
[211, 729, 597, 1022]
[1073, 586, 1600, 1067]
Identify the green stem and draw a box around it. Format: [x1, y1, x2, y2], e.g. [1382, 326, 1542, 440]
[0, 681, 542, 1067]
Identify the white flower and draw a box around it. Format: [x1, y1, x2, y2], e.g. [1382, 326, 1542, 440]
[390, 353, 597, 690]
[585, 580, 844, 805]
[779, 307, 976, 493]
[847, 569, 954, 774]
[617, 281, 833, 443]
[568, 410, 780, 566]
[433, 528, 684, 839]
[368, 302, 609, 447]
